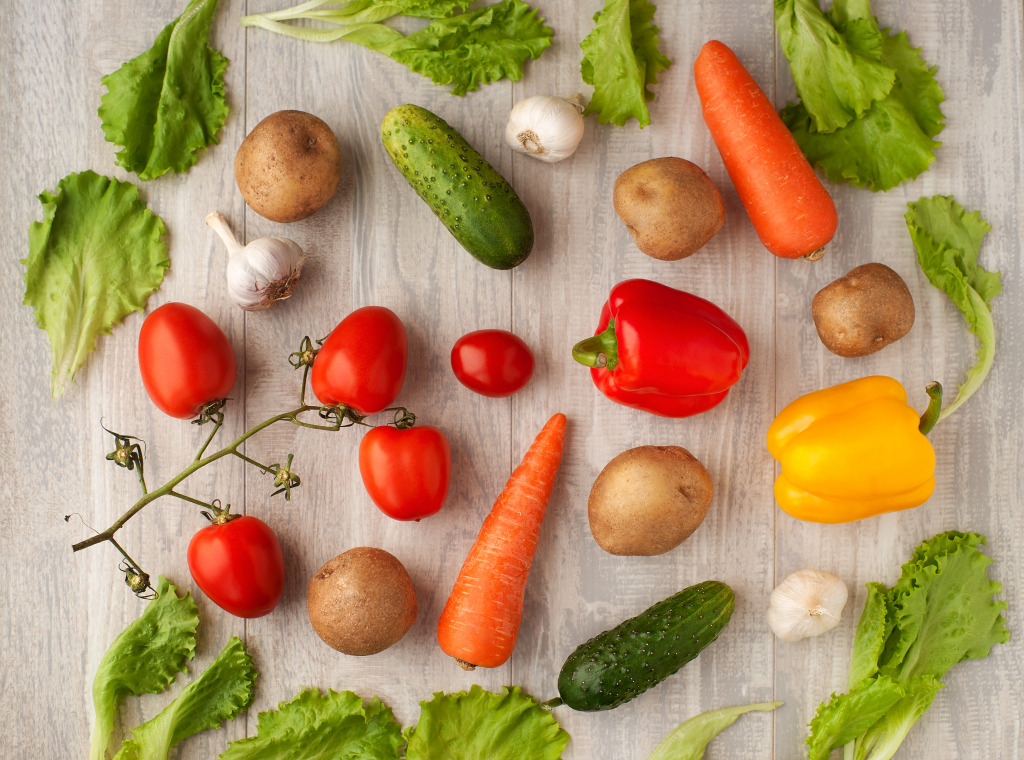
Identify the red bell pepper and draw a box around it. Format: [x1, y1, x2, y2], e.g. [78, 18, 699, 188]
[572, 279, 750, 417]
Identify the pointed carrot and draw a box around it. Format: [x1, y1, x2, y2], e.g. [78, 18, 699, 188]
[437, 412, 568, 670]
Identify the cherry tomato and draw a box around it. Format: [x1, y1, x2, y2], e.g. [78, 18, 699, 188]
[138, 303, 237, 419]
[187, 515, 285, 618]
[451, 329, 534, 398]
[358, 425, 451, 521]
[311, 306, 408, 415]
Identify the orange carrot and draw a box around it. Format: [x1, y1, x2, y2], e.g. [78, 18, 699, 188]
[437, 412, 567, 670]
[694, 40, 838, 260]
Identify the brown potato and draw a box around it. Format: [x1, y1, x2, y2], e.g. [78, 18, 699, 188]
[307, 546, 417, 656]
[588, 445, 713, 556]
[812, 262, 915, 357]
[234, 110, 342, 223]
[613, 157, 725, 261]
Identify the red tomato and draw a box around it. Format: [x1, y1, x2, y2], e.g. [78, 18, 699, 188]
[311, 306, 408, 415]
[451, 329, 534, 398]
[138, 303, 237, 419]
[359, 425, 451, 521]
[187, 515, 285, 618]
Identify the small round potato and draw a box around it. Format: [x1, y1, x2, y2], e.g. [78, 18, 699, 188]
[588, 445, 713, 556]
[234, 110, 342, 223]
[812, 262, 915, 357]
[613, 157, 725, 261]
[307, 546, 417, 656]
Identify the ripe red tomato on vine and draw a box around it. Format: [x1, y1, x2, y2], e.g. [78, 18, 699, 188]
[187, 515, 285, 618]
[359, 425, 451, 521]
[311, 306, 408, 414]
[138, 303, 237, 419]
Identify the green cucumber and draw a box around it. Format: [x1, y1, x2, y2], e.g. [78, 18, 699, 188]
[381, 104, 533, 270]
[557, 580, 735, 711]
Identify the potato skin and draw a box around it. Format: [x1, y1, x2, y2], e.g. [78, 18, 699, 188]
[812, 262, 915, 357]
[588, 445, 713, 556]
[235, 110, 342, 223]
[613, 157, 725, 261]
[307, 546, 417, 656]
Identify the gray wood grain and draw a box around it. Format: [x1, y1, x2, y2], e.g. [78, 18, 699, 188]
[1, 1, 1021, 759]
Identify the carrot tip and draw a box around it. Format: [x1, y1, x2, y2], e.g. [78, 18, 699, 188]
[453, 657, 477, 671]
[802, 247, 827, 262]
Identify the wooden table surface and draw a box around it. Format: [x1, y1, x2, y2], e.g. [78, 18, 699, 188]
[2, 1, 1022, 758]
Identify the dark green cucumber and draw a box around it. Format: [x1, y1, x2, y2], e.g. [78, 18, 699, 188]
[557, 580, 735, 711]
[381, 104, 533, 270]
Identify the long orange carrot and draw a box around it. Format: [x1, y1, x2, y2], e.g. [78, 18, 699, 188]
[694, 40, 838, 260]
[437, 412, 567, 670]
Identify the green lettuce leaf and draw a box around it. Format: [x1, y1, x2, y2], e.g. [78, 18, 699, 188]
[905, 197, 1001, 420]
[806, 677, 905, 760]
[646, 702, 780, 760]
[847, 583, 891, 689]
[219, 689, 403, 759]
[99, 0, 229, 180]
[880, 532, 1009, 681]
[778, 0, 944, 191]
[252, 0, 471, 25]
[847, 677, 942, 760]
[22, 171, 169, 398]
[405, 685, 569, 760]
[114, 637, 257, 760]
[89, 578, 199, 760]
[580, 0, 671, 127]
[774, 0, 895, 132]
[807, 531, 1008, 760]
[241, 0, 551, 95]
[782, 15, 943, 192]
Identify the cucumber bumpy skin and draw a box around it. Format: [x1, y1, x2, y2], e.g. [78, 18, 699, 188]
[557, 580, 735, 711]
[382, 104, 533, 270]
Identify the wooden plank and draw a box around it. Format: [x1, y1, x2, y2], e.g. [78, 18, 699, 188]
[508, 3, 778, 758]
[772, 1, 1024, 757]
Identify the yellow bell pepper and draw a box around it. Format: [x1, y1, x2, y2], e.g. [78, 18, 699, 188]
[767, 376, 936, 523]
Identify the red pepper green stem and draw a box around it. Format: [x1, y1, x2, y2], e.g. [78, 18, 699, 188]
[571, 319, 619, 371]
[918, 381, 943, 435]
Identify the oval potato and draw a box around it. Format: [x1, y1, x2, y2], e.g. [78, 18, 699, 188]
[588, 445, 713, 556]
[235, 110, 342, 223]
[613, 157, 725, 261]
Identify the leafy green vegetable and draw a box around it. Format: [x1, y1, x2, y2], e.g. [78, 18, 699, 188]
[22, 171, 169, 398]
[405, 685, 569, 760]
[113, 637, 257, 760]
[647, 702, 781, 760]
[253, 0, 470, 24]
[906, 196, 1001, 420]
[99, 0, 229, 180]
[241, 0, 552, 96]
[806, 531, 1008, 760]
[777, 0, 944, 191]
[774, 0, 894, 132]
[579, 0, 671, 127]
[89, 578, 199, 760]
[219, 689, 403, 759]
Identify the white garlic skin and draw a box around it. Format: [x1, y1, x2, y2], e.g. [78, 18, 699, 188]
[767, 569, 848, 642]
[207, 212, 305, 311]
[505, 95, 586, 163]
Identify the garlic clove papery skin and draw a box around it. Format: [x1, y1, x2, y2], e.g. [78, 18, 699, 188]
[767, 569, 848, 642]
[225, 237, 305, 311]
[207, 211, 305, 311]
[505, 95, 586, 163]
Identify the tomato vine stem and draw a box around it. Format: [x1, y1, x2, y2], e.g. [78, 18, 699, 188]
[70, 337, 416, 597]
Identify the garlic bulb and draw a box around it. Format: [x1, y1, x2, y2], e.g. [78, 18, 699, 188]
[767, 569, 848, 642]
[505, 94, 586, 163]
[206, 211, 305, 311]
